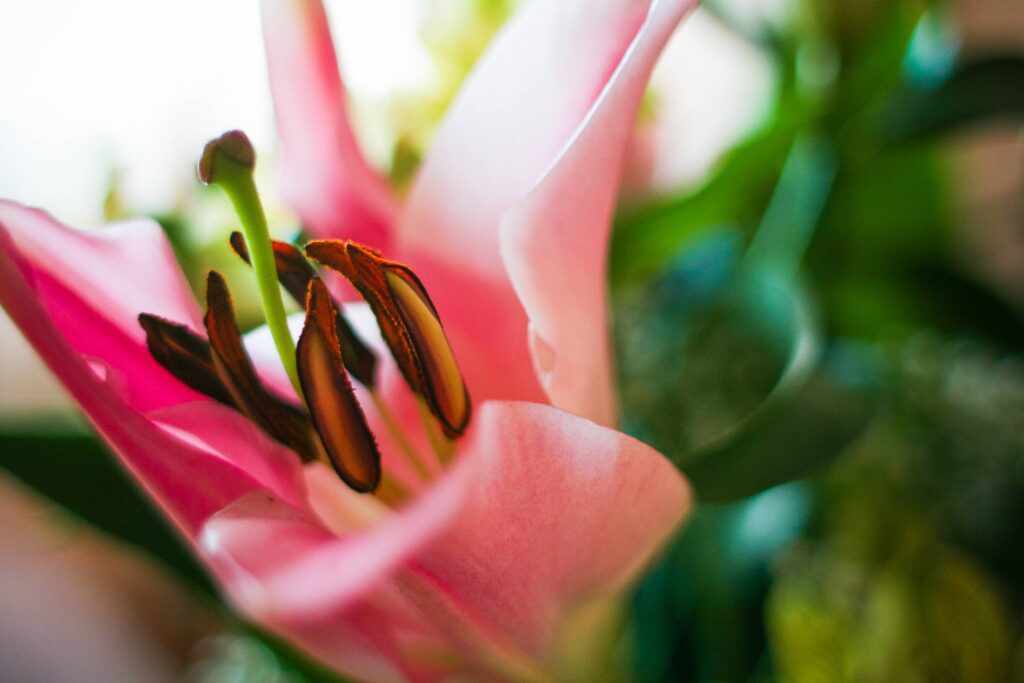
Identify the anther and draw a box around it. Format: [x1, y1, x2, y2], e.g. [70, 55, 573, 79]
[203, 271, 316, 462]
[229, 231, 378, 388]
[139, 313, 235, 407]
[306, 240, 471, 437]
[297, 278, 381, 492]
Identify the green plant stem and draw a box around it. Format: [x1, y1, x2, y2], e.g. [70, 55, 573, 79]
[214, 164, 302, 396]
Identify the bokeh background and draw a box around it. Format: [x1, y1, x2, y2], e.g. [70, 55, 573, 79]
[1, 0, 1022, 680]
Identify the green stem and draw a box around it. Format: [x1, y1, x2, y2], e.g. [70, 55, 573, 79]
[744, 134, 837, 283]
[200, 131, 302, 396]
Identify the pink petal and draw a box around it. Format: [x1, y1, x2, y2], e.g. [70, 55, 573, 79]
[200, 459, 475, 678]
[0, 201, 205, 411]
[412, 401, 690, 657]
[199, 401, 690, 674]
[151, 402, 308, 510]
[261, 0, 398, 246]
[402, 0, 658, 278]
[500, 0, 697, 426]
[0, 216, 305, 535]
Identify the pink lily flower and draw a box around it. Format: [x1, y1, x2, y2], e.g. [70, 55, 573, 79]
[0, 0, 697, 680]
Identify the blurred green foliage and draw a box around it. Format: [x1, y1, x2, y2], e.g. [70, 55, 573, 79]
[613, 0, 1024, 679]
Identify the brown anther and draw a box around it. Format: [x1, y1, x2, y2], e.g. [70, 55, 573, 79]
[198, 130, 255, 185]
[306, 240, 471, 437]
[229, 231, 378, 387]
[297, 278, 381, 492]
[203, 271, 317, 461]
[138, 313, 235, 407]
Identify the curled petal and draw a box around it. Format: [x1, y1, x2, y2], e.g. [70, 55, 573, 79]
[402, 0, 657, 278]
[412, 401, 691, 657]
[0, 202, 204, 411]
[199, 401, 690, 673]
[0, 212, 303, 534]
[500, 0, 697, 426]
[261, 0, 398, 246]
[398, 0, 694, 417]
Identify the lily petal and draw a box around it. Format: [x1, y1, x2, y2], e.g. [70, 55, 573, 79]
[0, 213, 305, 534]
[412, 401, 690, 657]
[500, 0, 697, 426]
[402, 0, 657, 278]
[0, 201, 204, 411]
[150, 402, 308, 511]
[199, 401, 690, 675]
[261, 0, 398, 246]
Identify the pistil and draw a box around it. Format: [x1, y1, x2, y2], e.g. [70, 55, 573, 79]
[199, 130, 302, 396]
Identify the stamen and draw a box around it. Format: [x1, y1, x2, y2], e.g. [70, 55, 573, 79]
[199, 130, 301, 396]
[297, 278, 381, 492]
[138, 314, 235, 406]
[384, 268, 469, 437]
[369, 391, 434, 481]
[228, 231, 313, 305]
[203, 271, 317, 462]
[306, 241, 472, 437]
[229, 231, 378, 388]
[415, 396, 455, 464]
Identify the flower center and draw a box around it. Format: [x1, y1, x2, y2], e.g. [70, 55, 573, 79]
[139, 131, 470, 502]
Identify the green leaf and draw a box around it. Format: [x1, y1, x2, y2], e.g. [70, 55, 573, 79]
[615, 242, 878, 502]
[879, 55, 1024, 143]
[630, 485, 811, 681]
[616, 138, 876, 502]
[610, 121, 799, 286]
[681, 329, 879, 502]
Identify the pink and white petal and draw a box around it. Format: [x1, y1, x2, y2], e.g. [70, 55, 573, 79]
[401, 0, 656, 279]
[201, 400, 689, 670]
[275, 601, 427, 683]
[199, 449, 476, 621]
[150, 402, 309, 510]
[500, 0, 697, 427]
[0, 226, 300, 535]
[261, 0, 398, 247]
[199, 448, 521, 680]
[413, 401, 690, 658]
[0, 201, 205, 411]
